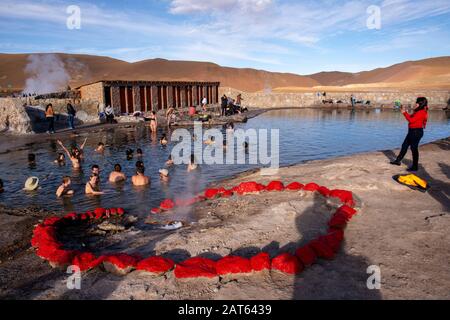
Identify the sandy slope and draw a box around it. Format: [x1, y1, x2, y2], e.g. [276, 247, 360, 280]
[1, 53, 449, 93]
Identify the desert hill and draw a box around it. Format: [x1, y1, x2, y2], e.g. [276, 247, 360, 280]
[1, 53, 449, 93]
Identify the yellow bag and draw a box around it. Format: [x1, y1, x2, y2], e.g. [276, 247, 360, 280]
[394, 174, 429, 192]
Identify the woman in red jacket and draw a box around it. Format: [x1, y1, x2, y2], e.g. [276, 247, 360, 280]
[390, 97, 428, 172]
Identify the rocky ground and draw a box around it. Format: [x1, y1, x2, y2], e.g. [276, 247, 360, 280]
[0, 138, 448, 300]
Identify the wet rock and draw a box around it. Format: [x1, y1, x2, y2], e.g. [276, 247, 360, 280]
[0, 98, 33, 134]
[97, 221, 126, 232]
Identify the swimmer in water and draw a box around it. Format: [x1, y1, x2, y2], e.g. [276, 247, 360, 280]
[28, 153, 36, 168]
[57, 140, 82, 169]
[160, 134, 168, 146]
[204, 136, 215, 145]
[159, 169, 169, 182]
[132, 165, 150, 186]
[56, 176, 74, 198]
[109, 164, 126, 183]
[95, 142, 105, 153]
[187, 154, 198, 172]
[137, 148, 143, 158]
[166, 154, 174, 167]
[54, 153, 66, 166]
[85, 174, 104, 195]
[126, 149, 134, 161]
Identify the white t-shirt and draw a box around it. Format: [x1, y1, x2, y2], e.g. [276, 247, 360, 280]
[202, 98, 207, 105]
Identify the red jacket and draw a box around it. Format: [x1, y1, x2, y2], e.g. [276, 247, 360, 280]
[402, 109, 428, 129]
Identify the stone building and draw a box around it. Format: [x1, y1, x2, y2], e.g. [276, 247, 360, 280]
[77, 80, 220, 114]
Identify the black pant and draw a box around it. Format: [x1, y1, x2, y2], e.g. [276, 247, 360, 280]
[221, 105, 227, 116]
[396, 128, 424, 169]
[47, 117, 55, 132]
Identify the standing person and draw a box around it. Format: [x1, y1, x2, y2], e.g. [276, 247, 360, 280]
[149, 111, 158, 133]
[45, 103, 55, 134]
[350, 94, 355, 108]
[235, 94, 243, 108]
[390, 97, 429, 172]
[166, 106, 175, 127]
[105, 105, 114, 124]
[67, 103, 76, 129]
[201, 96, 208, 112]
[221, 95, 228, 116]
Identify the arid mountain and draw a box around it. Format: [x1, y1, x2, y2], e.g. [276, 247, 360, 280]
[1, 53, 449, 93]
[307, 56, 450, 89]
[0, 53, 318, 93]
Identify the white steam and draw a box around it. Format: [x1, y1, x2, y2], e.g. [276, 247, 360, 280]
[23, 54, 70, 95]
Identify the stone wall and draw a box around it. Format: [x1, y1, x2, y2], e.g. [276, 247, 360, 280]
[79, 82, 104, 107]
[0, 98, 33, 134]
[220, 87, 450, 109]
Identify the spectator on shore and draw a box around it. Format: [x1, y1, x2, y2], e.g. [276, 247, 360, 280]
[390, 97, 429, 172]
[109, 164, 126, 183]
[67, 103, 76, 129]
[56, 176, 74, 198]
[202, 96, 208, 111]
[45, 103, 55, 134]
[149, 111, 158, 133]
[221, 95, 228, 116]
[166, 106, 175, 127]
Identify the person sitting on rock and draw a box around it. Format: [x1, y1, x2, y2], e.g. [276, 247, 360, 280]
[109, 164, 126, 183]
[56, 176, 74, 198]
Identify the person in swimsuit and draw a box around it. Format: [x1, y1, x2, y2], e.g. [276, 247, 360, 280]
[85, 174, 103, 195]
[56, 176, 74, 198]
[166, 155, 174, 167]
[137, 148, 143, 158]
[28, 153, 36, 168]
[149, 111, 158, 133]
[132, 166, 150, 186]
[109, 164, 127, 183]
[57, 140, 82, 169]
[160, 134, 168, 146]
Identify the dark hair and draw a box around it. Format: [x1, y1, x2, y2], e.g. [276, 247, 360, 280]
[168, 154, 172, 160]
[126, 149, 134, 156]
[90, 173, 99, 179]
[114, 164, 122, 172]
[91, 165, 99, 170]
[98, 142, 105, 146]
[136, 166, 145, 174]
[190, 154, 195, 163]
[137, 148, 143, 154]
[0, 178, 3, 188]
[46, 103, 53, 111]
[62, 176, 71, 184]
[135, 161, 144, 169]
[415, 97, 428, 112]
[28, 153, 36, 162]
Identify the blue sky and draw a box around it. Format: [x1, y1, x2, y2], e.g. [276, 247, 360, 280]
[1, 0, 449, 74]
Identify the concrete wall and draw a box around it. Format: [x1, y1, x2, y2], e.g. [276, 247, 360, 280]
[220, 87, 450, 109]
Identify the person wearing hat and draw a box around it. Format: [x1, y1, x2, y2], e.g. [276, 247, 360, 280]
[24, 177, 39, 191]
[159, 169, 169, 182]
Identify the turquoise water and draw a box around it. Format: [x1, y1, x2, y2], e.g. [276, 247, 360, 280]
[0, 108, 448, 221]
